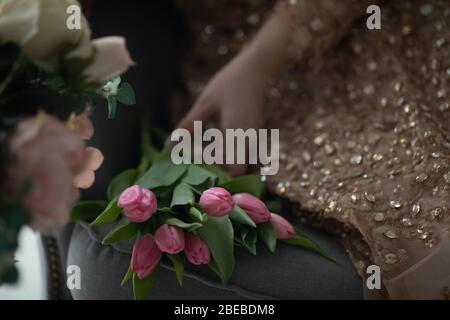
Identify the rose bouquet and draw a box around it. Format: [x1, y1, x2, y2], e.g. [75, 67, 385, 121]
[72, 141, 331, 299]
[0, 0, 135, 283]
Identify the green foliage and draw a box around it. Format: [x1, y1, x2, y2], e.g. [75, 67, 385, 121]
[257, 222, 277, 253]
[107, 169, 139, 201]
[70, 200, 108, 222]
[167, 254, 184, 287]
[219, 175, 264, 197]
[132, 268, 158, 300]
[90, 197, 121, 226]
[229, 205, 256, 228]
[170, 183, 195, 207]
[102, 218, 139, 245]
[197, 216, 234, 284]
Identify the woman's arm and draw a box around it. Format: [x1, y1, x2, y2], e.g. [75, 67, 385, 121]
[174, 0, 380, 175]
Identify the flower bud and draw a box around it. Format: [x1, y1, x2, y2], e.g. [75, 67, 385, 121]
[184, 233, 211, 265]
[270, 213, 295, 239]
[154, 224, 185, 254]
[199, 187, 234, 217]
[131, 234, 162, 280]
[232, 193, 270, 223]
[118, 185, 157, 222]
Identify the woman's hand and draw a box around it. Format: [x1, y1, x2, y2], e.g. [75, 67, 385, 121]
[174, 50, 270, 176]
[173, 6, 294, 176]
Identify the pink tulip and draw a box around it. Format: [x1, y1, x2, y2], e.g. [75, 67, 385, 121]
[199, 187, 234, 217]
[232, 193, 270, 223]
[184, 233, 211, 265]
[270, 213, 296, 239]
[131, 234, 162, 280]
[154, 224, 185, 254]
[118, 185, 157, 222]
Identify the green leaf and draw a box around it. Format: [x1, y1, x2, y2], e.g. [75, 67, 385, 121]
[70, 201, 108, 222]
[170, 183, 195, 207]
[241, 227, 257, 255]
[208, 259, 222, 279]
[282, 235, 336, 263]
[107, 96, 117, 119]
[132, 268, 158, 300]
[90, 198, 121, 226]
[167, 254, 184, 287]
[157, 213, 202, 231]
[199, 164, 231, 184]
[182, 165, 217, 186]
[107, 169, 139, 201]
[102, 218, 139, 245]
[137, 157, 188, 189]
[219, 174, 264, 197]
[116, 82, 136, 105]
[198, 216, 234, 284]
[265, 198, 282, 213]
[188, 207, 203, 223]
[229, 205, 256, 228]
[257, 222, 277, 253]
[121, 266, 133, 286]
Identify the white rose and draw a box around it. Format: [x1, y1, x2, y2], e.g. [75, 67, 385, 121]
[23, 0, 91, 68]
[0, 0, 91, 69]
[69, 36, 134, 84]
[0, 0, 39, 45]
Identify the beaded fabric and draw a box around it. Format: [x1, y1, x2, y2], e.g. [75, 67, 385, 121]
[179, 0, 450, 299]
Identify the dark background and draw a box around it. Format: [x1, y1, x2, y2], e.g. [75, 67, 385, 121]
[83, 0, 189, 199]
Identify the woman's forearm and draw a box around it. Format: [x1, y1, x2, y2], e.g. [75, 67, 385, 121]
[242, 5, 294, 79]
[239, 0, 381, 80]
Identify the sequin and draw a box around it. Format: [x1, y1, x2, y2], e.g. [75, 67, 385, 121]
[389, 200, 402, 209]
[411, 202, 421, 216]
[420, 3, 433, 16]
[384, 229, 398, 239]
[444, 172, 450, 184]
[401, 217, 413, 227]
[415, 173, 428, 183]
[364, 192, 376, 203]
[373, 212, 386, 222]
[384, 253, 398, 265]
[350, 154, 363, 165]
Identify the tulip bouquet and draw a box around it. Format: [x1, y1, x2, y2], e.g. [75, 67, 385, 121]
[0, 0, 135, 283]
[72, 143, 330, 299]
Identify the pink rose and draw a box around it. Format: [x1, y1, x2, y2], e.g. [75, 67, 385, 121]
[118, 185, 157, 222]
[199, 187, 234, 217]
[270, 213, 295, 239]
[232, 193, 270, 223]
[67, 107, 94, 140]
[184, 233, 211, 265]
[73, 147, 103, 189]
[8, 112, 86, 233]
[70, 36, 134, 84]
[154, 224, 185, 254]
[131, 234, 162, 280]
[67, 106, 103, 189]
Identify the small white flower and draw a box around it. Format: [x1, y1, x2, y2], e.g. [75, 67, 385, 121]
[102, 76, 121, 97]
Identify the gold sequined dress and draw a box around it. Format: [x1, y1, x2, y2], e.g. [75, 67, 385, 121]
[179, 0, 450, 299]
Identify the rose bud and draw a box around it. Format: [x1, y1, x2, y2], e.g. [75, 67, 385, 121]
[184, 233, 211, 265]
[232, 193, 270, 223]
[118, 185, 157, 222]
[270, 213, 296, 239]
[131, 234, 162, 280]
[154, 224, 185, 254]
[199, 187, 234, 217]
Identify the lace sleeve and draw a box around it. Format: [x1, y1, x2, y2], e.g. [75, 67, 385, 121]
[276, 0, 380, 67]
